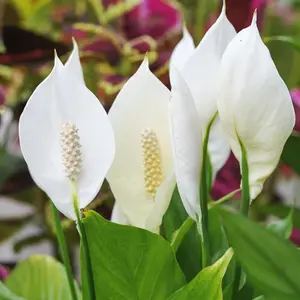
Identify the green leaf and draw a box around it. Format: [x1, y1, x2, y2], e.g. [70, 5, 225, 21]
[170, 217, 194, 252]
[254, 203, 300, 228]
[281, 133, 300, 176]
[218, 207, 300, 300]
[0, 281, 24, 300]
[223, 280, 255, 300]
[164, 187, 235, 282]
[163, 187, 189, 241]
[5, 255, 81, 300]
[163, 187, 201, 282]
[83, 211, 186, 299]
[267, 208, 293, 239]
[208, 208, 234, 287]
[264, 36, 300, 52]
[167, 248, 233, 300]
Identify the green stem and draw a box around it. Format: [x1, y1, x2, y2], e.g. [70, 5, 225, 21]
[232, 141, 250, 299]
[198, 115, 217, 268]
[88, 0, 106, 24]
[50, 202, 78, 300]
[240, 143, 250, 216]
[72, 184, 96, 300]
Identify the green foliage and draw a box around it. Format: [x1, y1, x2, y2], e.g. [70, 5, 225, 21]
[82, 211, 186, 300]
[255, 203, 300, 228]
[266, 208, 293, 239]
[0, 281, 24, 300]
[168, 249, 233, 300]
[282, 133, 300, 176]
[5, 256, 81, 300]
[163, 187, 202, 282]
[264, 36, 300, 52]
[164, 187, 234, 283]
[218, 207, 300, 300]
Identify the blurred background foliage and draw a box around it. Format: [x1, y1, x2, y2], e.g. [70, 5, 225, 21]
[1, 0, 300, 271]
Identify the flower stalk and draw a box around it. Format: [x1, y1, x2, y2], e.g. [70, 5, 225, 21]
[50, 202, 78, 300]
[72, 183, 96, 300]
[199, 115, 217, 268]
[232, 140, 250, 299]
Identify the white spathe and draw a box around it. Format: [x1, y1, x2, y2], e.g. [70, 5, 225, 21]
[19, 41, 115, 220]
[169, 3, 236, 219]
[107, 58, 175, 232]
[170, 3, 236, 181]
[169, 26, 195, 75]
[169, 67, 202, 220]
[111, 203, 129, 225]
[218, 14, 295, 199]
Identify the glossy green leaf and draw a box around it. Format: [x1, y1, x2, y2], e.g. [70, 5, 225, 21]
[82, 211, 185, 299]
[281, 133, 300, 176]
[267, 208, 293, 239]
[5, 255, 81, 300]
[171, 217, 194, 252]
[0, 282, 24, 300]
[164, 187, 234, 282]
[218, 207, 300, 300]
[264, 36, 300, 52]
[223, 280, 255, 300]
[163, 187, 201, 281]
[168, 248, 233, 300]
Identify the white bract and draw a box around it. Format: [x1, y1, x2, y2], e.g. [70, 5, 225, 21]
[169, 68, 202, 220]
[169, 3, 236, 219]
[107, 58, 174, 233]
[218, 14, 295, 199]
[19, 41, 115, 220]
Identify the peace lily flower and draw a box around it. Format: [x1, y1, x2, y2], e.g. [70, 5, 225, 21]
[19, 41, 115, 220]
[169, 68, 202, 220]
[107, 58, 174, 233]
[169, 2, 236, 219]
[218, 14, 295, 200]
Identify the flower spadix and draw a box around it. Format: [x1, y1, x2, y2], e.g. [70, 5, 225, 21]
[169, 2, 236, 219]
[107, 58, 174, 233]
[19, 41, 115, 220]
[218, 14, 295, 199]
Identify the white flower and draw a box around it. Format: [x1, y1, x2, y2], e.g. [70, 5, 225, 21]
[169, 67, 202, 220]
[19, 41, 115, 220]
[111, 202, 129, 225]
[169, 3, 236, 219]
[107, 58, 174, 233]
[217, 14, 295, 199]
